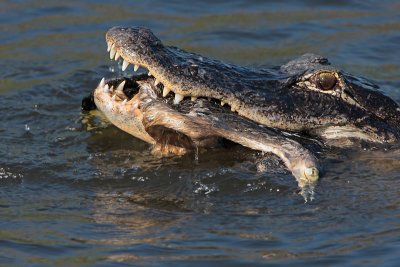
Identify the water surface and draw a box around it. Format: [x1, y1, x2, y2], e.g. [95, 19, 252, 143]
[0, 0, 399, 266]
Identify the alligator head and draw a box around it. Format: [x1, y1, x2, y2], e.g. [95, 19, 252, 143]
[82, 26, 400, 195]
[102, 26, 400, 144]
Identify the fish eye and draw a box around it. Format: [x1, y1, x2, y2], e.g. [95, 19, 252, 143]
[316, 72, 337, 91]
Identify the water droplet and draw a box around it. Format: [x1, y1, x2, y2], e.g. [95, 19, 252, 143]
[25, 124, 30, 131]
[198, 69, 206, 77]
[194, 144, 199, 161]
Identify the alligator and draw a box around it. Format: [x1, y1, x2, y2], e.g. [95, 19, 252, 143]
[82, 26, 400, 195]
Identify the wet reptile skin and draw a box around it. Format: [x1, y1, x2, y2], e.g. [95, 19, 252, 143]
[103, 27, 400, 143]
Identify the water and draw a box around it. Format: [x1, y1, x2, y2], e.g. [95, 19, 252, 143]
[1, 0, 400, 266]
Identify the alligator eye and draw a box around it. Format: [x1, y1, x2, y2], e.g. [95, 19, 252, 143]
[316, 72, 337, 90]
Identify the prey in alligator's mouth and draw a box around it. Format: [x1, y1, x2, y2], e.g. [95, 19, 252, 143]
[82, 26, 400, 196]
[85, 74, 320, 192]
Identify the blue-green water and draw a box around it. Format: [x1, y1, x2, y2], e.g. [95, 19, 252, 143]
[0, 1, 399, 266]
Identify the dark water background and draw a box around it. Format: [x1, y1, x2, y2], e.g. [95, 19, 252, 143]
[1, 0, 400, 266]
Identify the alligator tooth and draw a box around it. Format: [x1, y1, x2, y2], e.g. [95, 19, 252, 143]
[109, 44, 116, 59]
[109, 85, 114, 92]
[114, 51, 120, 61]
[134, 64, 139, 72]
[162, 87, 171, 97]
[122, 60, 129, 71]
[99, 77, 105, 88]
[231, 106, 236, 112]
[107, 43, 111, 52]
[154, 79, 160, 86]
[121, 99, 127, 106]
[174, 93, 184, 105]
[111, 94, 116, 101]
[221, 101, 225, 106]
[103, 84, 109, 93]
[148, 71, 152, 76]
[116, 80, 126, 91]
[191, 96, 197, 101]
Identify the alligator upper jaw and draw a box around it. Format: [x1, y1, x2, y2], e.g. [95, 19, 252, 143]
[105, 26, 269, 121]
[92, 75, 320, 192]
[105, 26, 214, 106]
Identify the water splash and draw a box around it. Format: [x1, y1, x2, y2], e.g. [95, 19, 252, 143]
[299, 183, 316, 203]
[194, 143, 199, 162]
[193, 181, 219, 195]
[0, 167, 23, 179]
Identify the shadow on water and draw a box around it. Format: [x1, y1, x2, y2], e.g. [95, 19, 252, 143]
[0, 0, 400, 266]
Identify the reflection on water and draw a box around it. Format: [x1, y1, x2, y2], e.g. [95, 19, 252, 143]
[0, 0, 400, 266]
